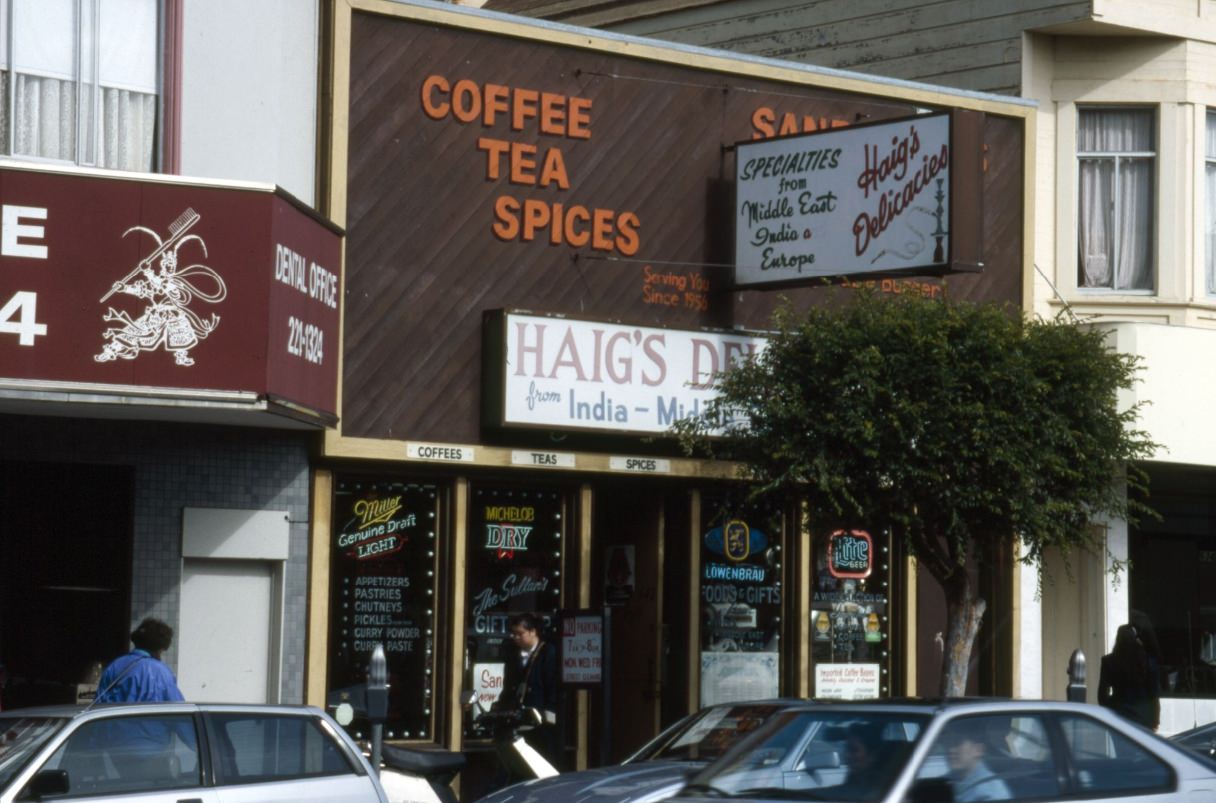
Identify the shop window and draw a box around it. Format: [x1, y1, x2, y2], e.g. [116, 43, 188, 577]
[326, 479, 439, 740]
[1077, 107, 1155, 292]
[698, 495, 783, 706]
[811, 528, 891, 699]
[1206, 111, 1216, 295]
[1129, 465, 1216, 700]
[1, 0, 158, 170]
[463, 485, 564, 737]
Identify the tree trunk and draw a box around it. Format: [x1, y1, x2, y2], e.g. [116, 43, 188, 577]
[938, 572, 987, 698]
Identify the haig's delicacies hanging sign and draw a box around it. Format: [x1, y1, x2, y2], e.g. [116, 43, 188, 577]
[734, 111, 982, 288]
[484, 310, 766, 436]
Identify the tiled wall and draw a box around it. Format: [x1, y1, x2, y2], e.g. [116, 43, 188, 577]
[0, 413, 315, 703]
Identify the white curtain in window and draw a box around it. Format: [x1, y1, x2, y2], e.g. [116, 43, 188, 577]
[1077, 109, 1154, 290]
[13, 74, 153, 170]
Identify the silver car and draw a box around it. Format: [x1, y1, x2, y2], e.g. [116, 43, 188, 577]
[0, 702, 389, 803]
[477, 700, 808, 803]
[672, 699, 1216, 803]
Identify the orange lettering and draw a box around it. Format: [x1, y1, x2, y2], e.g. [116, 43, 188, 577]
[616, 212, 640, 256]
[511, 142, 538, 185]
[421, 75, 450, 120]
[592, 208, 614, 251]
[478, 137, 510, 179]
[522, 199, 550, 240]
[565, 206, 591, 247]
[512, 88, 540, 131]
[484, 83, 510, 126]
[452, 79, 481, 122]
[492, 196, 521, 240]
[751, 107, 776, 140]
[540, 92, 567, 135]
[539, 148, 569, 189]
[550, 203, 564, 244]
[778, 112, 800, 136]
[569, 97, 592, 139]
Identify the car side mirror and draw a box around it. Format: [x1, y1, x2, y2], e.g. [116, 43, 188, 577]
[23, 769, 70, 800]
[908, 777, 954, 803]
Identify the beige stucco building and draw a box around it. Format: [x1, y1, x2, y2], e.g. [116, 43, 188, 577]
[481, 0, 1216, 731]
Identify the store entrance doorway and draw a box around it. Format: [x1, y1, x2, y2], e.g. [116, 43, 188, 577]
[0, 461, 132, 709]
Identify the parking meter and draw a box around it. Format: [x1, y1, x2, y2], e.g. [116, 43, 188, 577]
[368, 644, 389, 775]
[1066, 649, 1087, 703]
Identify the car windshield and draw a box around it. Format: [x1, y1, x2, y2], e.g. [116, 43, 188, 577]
[0, 716, 67, 789]
[679, 709, 928, 802]
[639, 704, 794, 763]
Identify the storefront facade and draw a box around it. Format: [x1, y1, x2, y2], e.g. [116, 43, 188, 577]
[0, 163, 341, 709]
[309, 0, 1034, 773]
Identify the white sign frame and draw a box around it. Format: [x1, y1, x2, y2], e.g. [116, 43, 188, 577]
[489, 311, 766, 436]
[734, 112, 952, 287]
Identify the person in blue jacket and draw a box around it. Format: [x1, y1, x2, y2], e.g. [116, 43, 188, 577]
[95, 618, 184, 703]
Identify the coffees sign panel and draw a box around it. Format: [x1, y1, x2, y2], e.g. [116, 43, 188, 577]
[0, 165, 341, 420]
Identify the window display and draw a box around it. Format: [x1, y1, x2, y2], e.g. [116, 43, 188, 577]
[327, 479, 438, 739]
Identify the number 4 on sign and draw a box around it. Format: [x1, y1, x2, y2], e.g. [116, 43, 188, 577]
[0, 291, 48, 345]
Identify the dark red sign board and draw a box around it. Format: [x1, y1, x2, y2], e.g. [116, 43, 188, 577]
[0, 166, 341, 421]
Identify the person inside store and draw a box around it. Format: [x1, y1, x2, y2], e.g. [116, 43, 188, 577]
[95, 617, 185, 703]
[941, 719, 1012, 802]
[497, 612, 560, 769]
[1098, 623, 1161, 731]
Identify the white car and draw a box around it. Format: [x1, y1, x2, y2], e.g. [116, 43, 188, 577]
[672, 699, 1216, 803]
[0, 702, 389, 803]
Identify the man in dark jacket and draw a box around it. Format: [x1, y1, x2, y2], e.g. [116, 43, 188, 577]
[500, 612, 560, 768]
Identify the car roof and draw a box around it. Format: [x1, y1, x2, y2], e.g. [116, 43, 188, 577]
[0, 702, 327, 720]
[772, 698, 1114, 715]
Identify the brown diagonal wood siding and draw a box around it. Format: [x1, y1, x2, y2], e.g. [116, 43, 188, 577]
[344, 12, 1023, 442]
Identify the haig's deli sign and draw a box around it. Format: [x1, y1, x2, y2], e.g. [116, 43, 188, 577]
[483, 311, 766, 436]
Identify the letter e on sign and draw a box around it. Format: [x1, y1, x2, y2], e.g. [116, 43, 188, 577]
[2, 206, 48, 259]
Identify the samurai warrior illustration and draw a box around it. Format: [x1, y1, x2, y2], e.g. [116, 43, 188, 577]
[95, 208, 227, 367]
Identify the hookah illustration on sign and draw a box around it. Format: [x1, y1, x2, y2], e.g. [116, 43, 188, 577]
[95, 208, 227, 367]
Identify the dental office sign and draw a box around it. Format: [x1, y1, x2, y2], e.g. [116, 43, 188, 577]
[486, 311, 766, 435]
[735, 112, 953, 288]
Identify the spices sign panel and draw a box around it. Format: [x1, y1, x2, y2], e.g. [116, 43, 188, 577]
[735, 112, 955, 287]
[485, 310, 766, 436]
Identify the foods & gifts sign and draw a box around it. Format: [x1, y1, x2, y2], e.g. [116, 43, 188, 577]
[735, 112, 965, 287]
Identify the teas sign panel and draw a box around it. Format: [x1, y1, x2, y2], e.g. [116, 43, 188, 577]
[490, 311, 766, 435]
[735, 113, 950, 287]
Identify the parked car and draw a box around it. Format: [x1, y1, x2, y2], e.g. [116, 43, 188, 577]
[1171, 719, 1216, 759]
[0, 702, 389, 803]
[476, 699, 807, 803]
[669, 699, 1216, 803]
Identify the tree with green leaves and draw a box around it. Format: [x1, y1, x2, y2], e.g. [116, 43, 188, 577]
[675, 289, 1157, 696]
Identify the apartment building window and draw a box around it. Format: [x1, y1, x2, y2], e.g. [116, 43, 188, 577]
[1, 0, 158, 171]
[1206, 112, 1216, 295]
[1077, 108, 1155, 291]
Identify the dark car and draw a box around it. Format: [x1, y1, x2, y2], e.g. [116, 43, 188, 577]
[671, 699, 1216, 802]
[0, 702, 389, 803]
[475, 699, 807, 803]
[1171, 719, 1216, 759]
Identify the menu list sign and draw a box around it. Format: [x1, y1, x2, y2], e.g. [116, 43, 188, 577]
[328, 480, 437, 739]
[734, 112, 951, 287]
